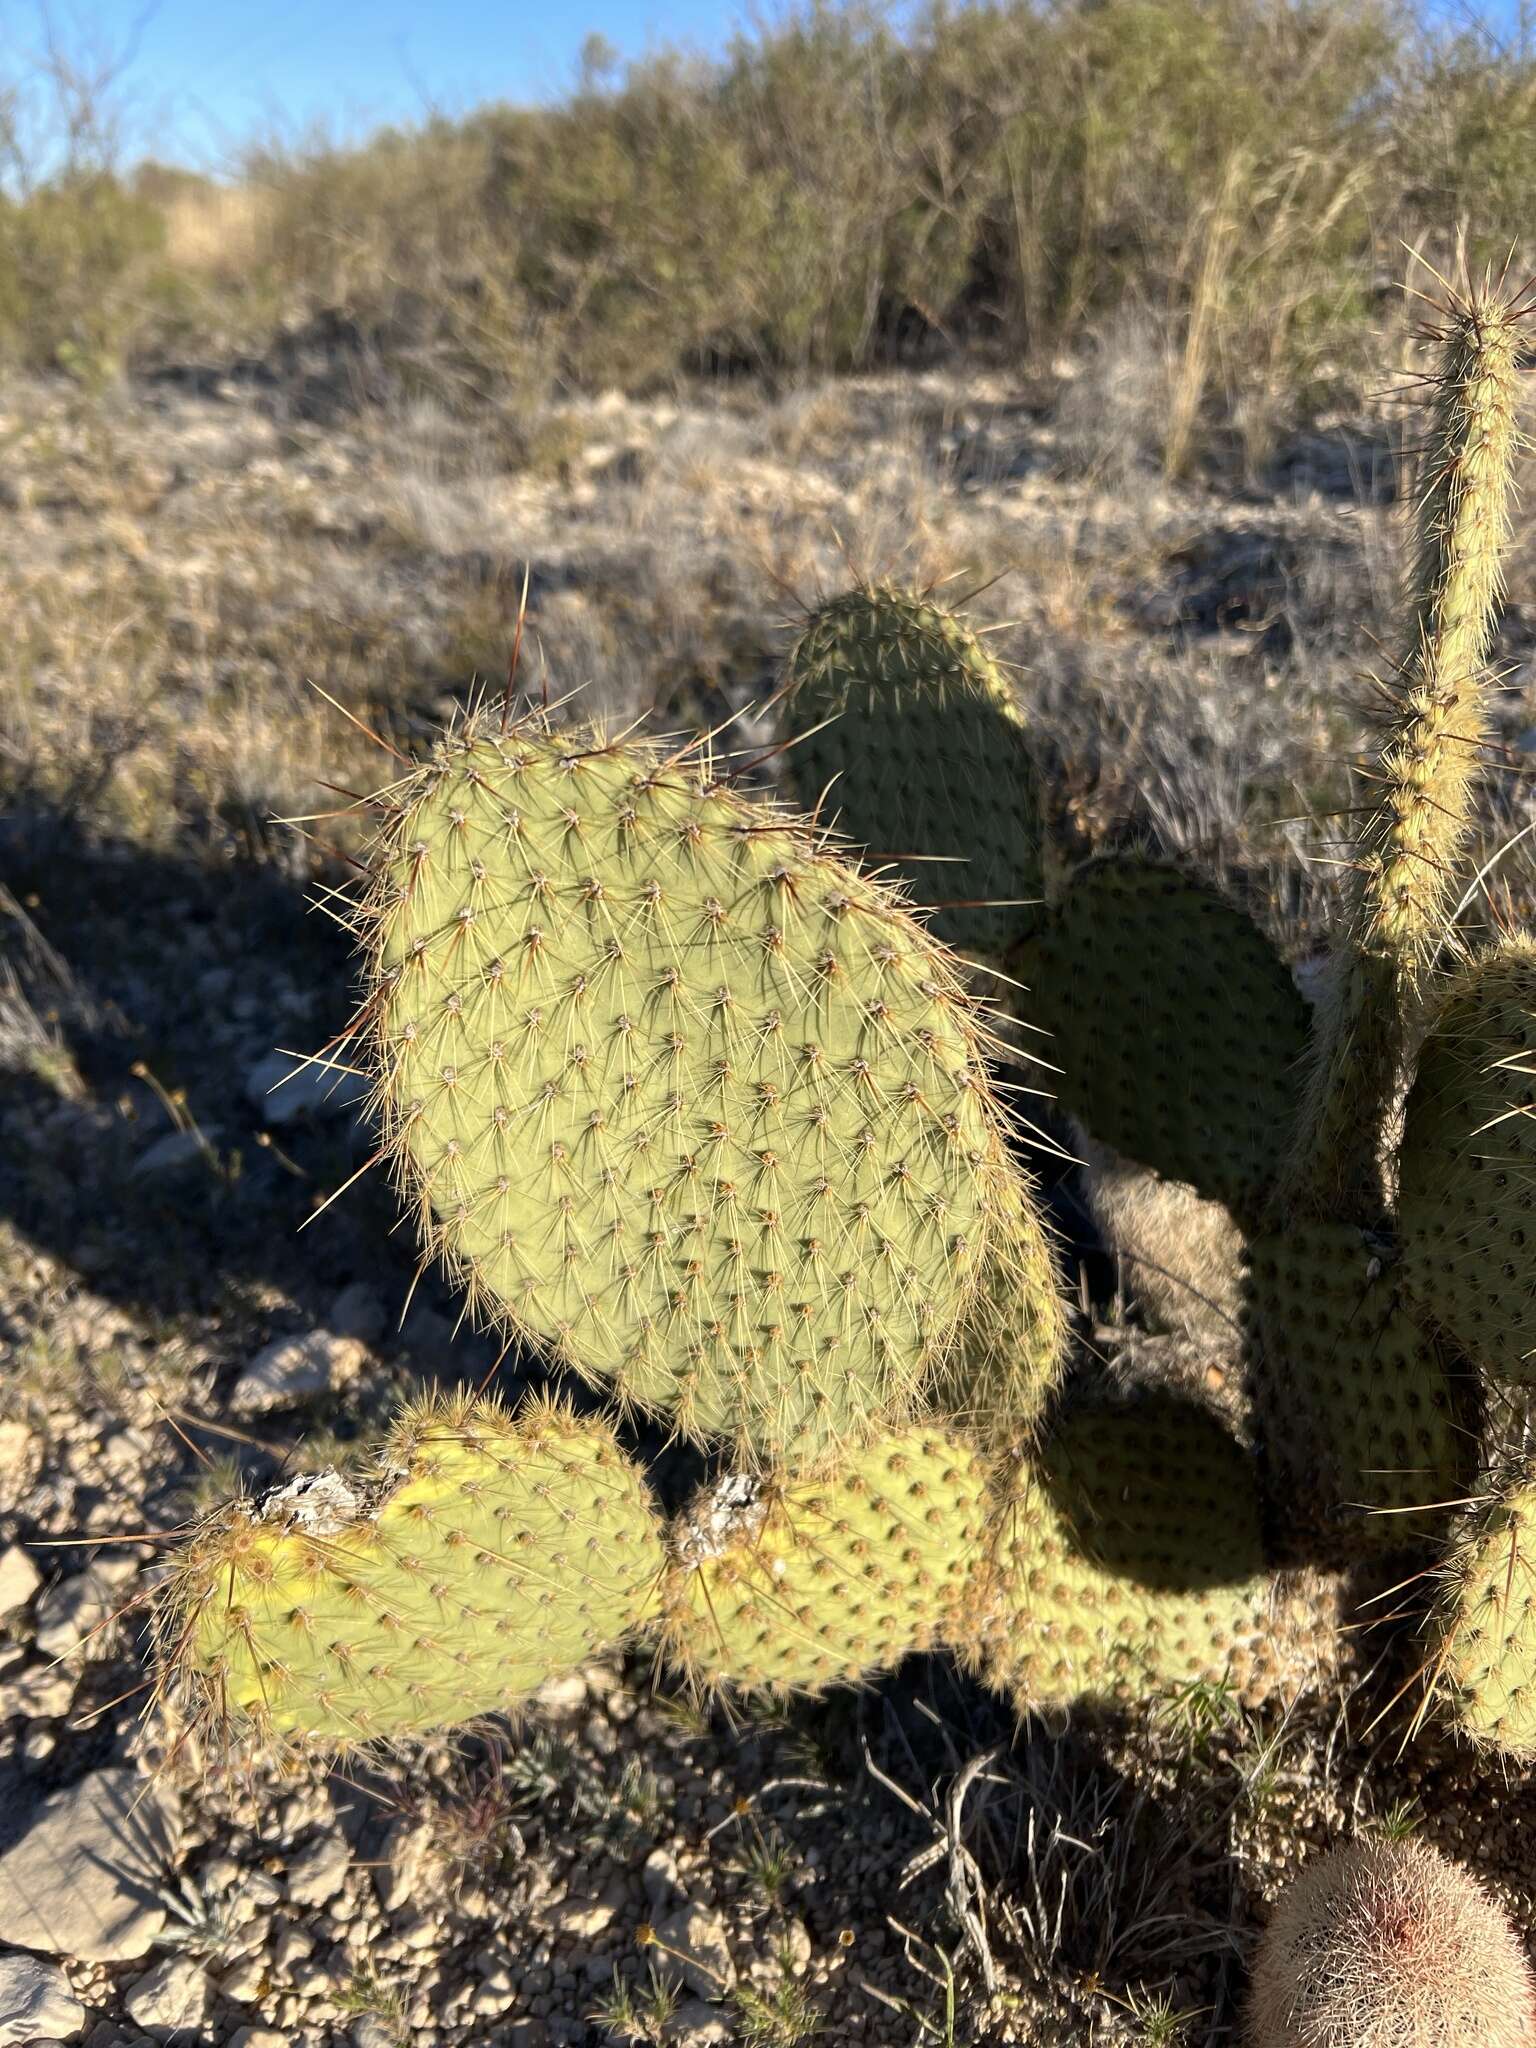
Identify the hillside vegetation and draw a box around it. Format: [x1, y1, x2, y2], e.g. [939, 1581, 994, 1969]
[5, 0, 1536, 469]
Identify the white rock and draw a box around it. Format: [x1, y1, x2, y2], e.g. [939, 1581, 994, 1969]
[0, 1953, 85, 2044]
[229, 2031, 288, 2048]
[0, 1546, 40, 1619]
[654, 1903, 736, 2000]
[33, 1557, 137, 1660]
[544, 1896, 615, 1938]
[124, 1952, 210, 2032]
[229, 1329, 365, 1415]
[0, 1766, 175, 1961]
[642, 1846, 684, 1911]
[247, 1048, 363, 1125]
[666, 2001, 733, 2047]
[286, 1831, 351, 1907]
[350, 2018, 401, 2048]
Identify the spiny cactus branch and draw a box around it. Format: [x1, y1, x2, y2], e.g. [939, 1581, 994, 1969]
[1285, 280, 1528, 1218]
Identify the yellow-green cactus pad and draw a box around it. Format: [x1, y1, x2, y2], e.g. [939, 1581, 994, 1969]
[1399, 944, 1536, 1384]
[1013, 859, 1309, 1220]
[782, 583, 1042, 960]
[923, 1177, 1069, 1446]
[979, 1396, 1336, 1712]
[157, 1395, 664, 1752]
[662, 1426, 990, 1695]
[361, 709, 1028, 1460]
[1244, 1221, 1475, 1558]
[1431, 1467, 1536, 1756]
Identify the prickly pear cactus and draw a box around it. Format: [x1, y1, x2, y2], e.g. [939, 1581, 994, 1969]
[1430, 1464, 1536, 1755]
[156, 1395, 664, 1750]
[1012, 859, 1309, 1222]
[662, 1425, 991, 1695]
[978, 1395, 1337, 1712]
[360, 711, 1032, 1460]
[1398, 943, 1536, 1383]
[783, 583, 1042, 958]
[1244, 1222, 1474, 1558]
[922, 1178, 1068, 1445]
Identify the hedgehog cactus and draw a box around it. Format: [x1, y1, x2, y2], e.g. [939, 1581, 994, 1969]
[1248, 1837, 1536, 2048]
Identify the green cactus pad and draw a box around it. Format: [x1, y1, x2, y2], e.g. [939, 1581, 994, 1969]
[923, 1177, 1068, 1445]
[979, 1395, 1335, 1711]
[1431, 1467, 1536, 1756]
[1398, 944, 1536, 1384]
[156, 1395, 665, 1752]
[1012, 859, 1309, 1219]
[361, 709, 1026, 1460]
[1244, 1222, 1475, 1557]
[782, 583, 1042, 959]
[663, 1426, 990, 1695]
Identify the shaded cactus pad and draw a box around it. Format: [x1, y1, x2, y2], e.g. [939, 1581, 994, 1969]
[783, 583, 1042, 959]
[662, 1426, 991, 1695]
[980, 1395, 1337, 1711]
[157, 1396, 664, 1750]
[1014, 859, 1309, 1218]
[363, 711, 1028, 1458]
[1244, 1221, 1473, 1557]
[1431, 1466, 1536, 1756]
[1399, 945, 1536, 1384]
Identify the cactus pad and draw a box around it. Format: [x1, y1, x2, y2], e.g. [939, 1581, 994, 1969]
[783, 583, 1042, 959]
[1430, 1466, 1536, 1756]
[1244, 1222, 1473, 1557]
[1013, 859, 1309, 1218]
[361, 710, 1025, 1458]
[662, 1426, 990, 1694]
[979, 1395, 1335, 1711]
[156, 1395, 664, 1751]
[1399, 945, 1536, 1384]
[923, 1176, 1068, 1445]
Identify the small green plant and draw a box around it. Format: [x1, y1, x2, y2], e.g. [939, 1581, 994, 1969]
[734, 1973, 824, 2047]
[590, 1966, 680, 2044]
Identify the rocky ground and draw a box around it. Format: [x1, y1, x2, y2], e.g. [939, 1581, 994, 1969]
[3, 325, 1536, 2046]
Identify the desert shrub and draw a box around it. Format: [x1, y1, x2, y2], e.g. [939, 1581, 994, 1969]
[10, 0, 1536, 440]
[0, 169, 166, 372]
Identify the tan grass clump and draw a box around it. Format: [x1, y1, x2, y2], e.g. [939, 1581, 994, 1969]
[1248, 1837, 1536, 2047]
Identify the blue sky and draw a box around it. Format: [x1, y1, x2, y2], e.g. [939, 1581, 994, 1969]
[6, 0, 1527, 173]
[5, 0, 747, 170]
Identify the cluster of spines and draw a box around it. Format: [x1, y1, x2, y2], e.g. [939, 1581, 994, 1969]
[1284, 282, 1528, 1217]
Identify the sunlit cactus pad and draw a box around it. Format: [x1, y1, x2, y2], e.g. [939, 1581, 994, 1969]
[157, 1395, 663, 1750]
[1399, 944, 1536, 1384]
[980, 1395, 1336, 1711]
[1431, 1465, 1536, 1756]
[362, 711, 1024, 1458]
[783, 583, 1042, 958]
[923, 1179, 1067, 1445]
[662, 1425, 991, 1694]
[1244, 1222, 1473, 1556]
[1013, 859, 1309, 1218]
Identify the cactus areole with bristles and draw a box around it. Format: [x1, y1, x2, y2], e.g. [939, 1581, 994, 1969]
[358, 711, 1024, 1459]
